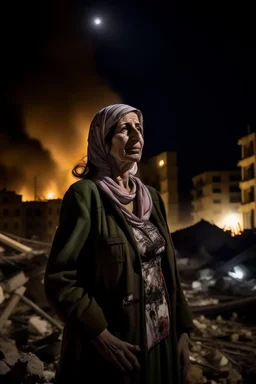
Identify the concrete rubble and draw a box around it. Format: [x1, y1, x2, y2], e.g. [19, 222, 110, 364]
[1, 223, 256, 383]
[0, 233, 62, 383]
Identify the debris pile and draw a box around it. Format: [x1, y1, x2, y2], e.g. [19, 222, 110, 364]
[189, 313, 256, 383]
[1, 223, 256, 383]
[0, 234, 62, 383]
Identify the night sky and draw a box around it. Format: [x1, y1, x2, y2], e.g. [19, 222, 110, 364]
[1, 1, 255, 206]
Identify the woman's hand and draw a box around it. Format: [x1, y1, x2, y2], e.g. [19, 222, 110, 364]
[91, 329, 141, 373]
[178, 332, 190, 381]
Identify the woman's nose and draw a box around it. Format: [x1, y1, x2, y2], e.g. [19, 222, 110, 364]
[130, 126, 140, 140]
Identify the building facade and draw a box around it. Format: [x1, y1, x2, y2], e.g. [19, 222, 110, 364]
[139, 151, 180, 231]
[46, 199, 62, 242]
[23, 201, 48, 241]
[238, 132, 256, 229]
[22, 199, 62, 242]
[0, 189, 62, 242]
[0, 189, 23, 237]
[191, 170, 242, 231]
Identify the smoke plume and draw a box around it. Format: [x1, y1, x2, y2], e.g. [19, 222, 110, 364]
[0, 3, 119, 200]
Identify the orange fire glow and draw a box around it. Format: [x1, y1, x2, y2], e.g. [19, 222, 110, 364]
[47, 191, 55, 200]
[2, 12, 120, 202]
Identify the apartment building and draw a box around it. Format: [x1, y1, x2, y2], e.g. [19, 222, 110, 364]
[191, 170, 242, 231]
[238, 132, 256, 229]
[0, 189, 23, 236]
[139, 151, 180, 231]
[22, 199, 62, 242]
[0, 189, 62, 242]
[46, 199, 62, 242]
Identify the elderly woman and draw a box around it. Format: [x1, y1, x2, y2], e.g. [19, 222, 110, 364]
[44, 104, 193, 384]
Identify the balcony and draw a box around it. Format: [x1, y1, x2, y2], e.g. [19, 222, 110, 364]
[242, 171, 255, 182]
[242, 200, 255, 206]
[242, 189, 255, 205]
[240, 201, 256, 212]
[243, 146, 254, 159]
[191, 188, 204, 198]
[238, 153, 256, 168]
[240, 178, 256, 190]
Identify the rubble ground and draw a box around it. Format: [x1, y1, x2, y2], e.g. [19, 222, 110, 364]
[1, 229, 256, 383]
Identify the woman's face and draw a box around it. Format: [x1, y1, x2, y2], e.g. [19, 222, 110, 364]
[110, 112, 144, 165]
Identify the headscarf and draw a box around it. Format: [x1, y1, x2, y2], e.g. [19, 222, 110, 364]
[88, 104, 152, 227]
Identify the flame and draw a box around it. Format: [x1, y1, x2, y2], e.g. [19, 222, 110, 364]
[2, 7, 120, 202]
[47, 191, 55, 200]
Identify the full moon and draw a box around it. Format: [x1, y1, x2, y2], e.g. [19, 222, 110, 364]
[93, 18, 102, 25]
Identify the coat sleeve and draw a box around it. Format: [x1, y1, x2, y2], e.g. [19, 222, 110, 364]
[44, 186, 108, 342]
[172, 249, 194, 337]
[154, 189, 194, 337]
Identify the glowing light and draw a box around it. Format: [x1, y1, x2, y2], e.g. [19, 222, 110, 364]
[93, 18, 102, 25]
[159, 160, 165, 167]
[47, 192, 54, 200]
[224, 214, 238, 228]
[223, 213, 242, 236]
[228, 266, 244, 280]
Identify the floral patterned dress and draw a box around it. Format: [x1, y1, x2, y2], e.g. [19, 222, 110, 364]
[132, 220, 174, 383]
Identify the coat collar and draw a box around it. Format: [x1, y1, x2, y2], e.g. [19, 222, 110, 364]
[97, 186, 176, 288]
[98, 186, 170, 256]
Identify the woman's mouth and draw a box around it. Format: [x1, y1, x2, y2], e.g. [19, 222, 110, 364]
[126, 145, 141, 151]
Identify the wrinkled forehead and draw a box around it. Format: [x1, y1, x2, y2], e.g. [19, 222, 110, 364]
[89, 104, 143, 142]
[105, 109, 142, 130]
[117, 112, 140, 125]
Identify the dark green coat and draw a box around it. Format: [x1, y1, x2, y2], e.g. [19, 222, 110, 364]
[44, 179, 193, 384]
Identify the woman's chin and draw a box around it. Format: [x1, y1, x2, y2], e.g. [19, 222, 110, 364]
[124, 153, 142, 163]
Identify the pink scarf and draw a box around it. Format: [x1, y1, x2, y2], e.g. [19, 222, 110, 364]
[88, 104, 152, 227]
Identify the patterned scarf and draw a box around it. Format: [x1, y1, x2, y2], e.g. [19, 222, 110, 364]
[88, 104, 152, 227]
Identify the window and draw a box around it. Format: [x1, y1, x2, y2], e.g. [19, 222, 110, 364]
[229, 195, 241, 203]
[3, 209, 9, 217]
[3, 222, 8, 229]
[213, 199, 221, 204]
[26, 208, 32, 216]
[14, 209, 20, 217]
[229, 174, 240, 182]
[13, 222, 19, 229]
[48, 208, 52, 215]
[212, 187, 221, 193]
[212, 176, 221, 182]
[34, 208, 41, 217]
[229, 185, 240, 193]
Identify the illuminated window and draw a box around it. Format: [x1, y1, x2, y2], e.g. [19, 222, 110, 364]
[159, 160, 165, 167]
